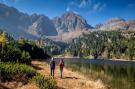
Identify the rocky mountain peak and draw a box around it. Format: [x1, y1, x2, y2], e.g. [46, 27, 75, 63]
[53, 11, 93, 33]
[0, 3, 58, 39]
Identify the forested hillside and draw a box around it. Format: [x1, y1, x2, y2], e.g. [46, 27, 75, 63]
[67, 30, 135, 60]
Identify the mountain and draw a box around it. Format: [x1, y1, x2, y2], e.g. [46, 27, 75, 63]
[53, 11, 93, 34]
[28, 14, 57, 37]
[98, 18, 135, 30]
[0, 3, 135, 42]
[127, 20, 135, 30]
[0, 3, 57, 39]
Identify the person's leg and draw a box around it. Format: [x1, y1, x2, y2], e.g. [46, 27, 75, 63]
[50, 68, 52, 76]
[60, 68, 63, 78]
[52, 69, 55, 77]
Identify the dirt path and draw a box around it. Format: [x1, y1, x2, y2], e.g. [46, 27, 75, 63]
[31, 61, 106, 89]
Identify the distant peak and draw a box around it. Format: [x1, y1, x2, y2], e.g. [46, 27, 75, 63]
[108, 17, 125, 22]
[105, 17, 125, 24]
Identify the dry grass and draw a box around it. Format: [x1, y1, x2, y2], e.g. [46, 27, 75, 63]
[32, 61, 106, 89]
[19, 83, 39, 89]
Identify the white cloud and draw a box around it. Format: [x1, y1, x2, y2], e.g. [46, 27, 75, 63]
[79, 0, 92, 8]
[66, 1, 79, 12]
[93, 3, 100, 11]
[79, 0, 88, 8]
[99, 3, 106, 11]
[93, 3, 106, 12]
[66, 0, 106, 14]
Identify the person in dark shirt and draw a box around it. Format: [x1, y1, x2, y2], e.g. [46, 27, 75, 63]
[50, 58, 55, 77]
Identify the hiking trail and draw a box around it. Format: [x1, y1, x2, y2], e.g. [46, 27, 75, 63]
[27, 60, 106, 89]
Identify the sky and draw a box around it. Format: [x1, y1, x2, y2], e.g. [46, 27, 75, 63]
[0, 0, 135, 26]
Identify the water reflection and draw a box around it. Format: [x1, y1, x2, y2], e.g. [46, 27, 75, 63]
[53, 58, 135, 89]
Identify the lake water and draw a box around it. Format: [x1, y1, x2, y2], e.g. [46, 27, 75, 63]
[54, 58, 135, 89]
[54, 58, 135, 66]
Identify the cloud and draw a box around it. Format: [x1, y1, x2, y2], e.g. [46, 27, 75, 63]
[66, 1, 79, 12]
[66, 2, 79, 14]
[93, 3, 100, 11]
[128, 3, 135, 8]
[66, 7, 69, 11]
[66, 0, 106, 14]
[93, 3, 106, 12]
[79, 0, 92, 8]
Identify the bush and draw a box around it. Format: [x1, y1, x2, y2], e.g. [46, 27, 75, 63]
[0, 62, 36, 82]
[0, 44, 32, 64]
[31, 74, 57, 89]
[21, 51, 31, 64]
[0, 44, 22, 62]
[19, 43, 51, 59]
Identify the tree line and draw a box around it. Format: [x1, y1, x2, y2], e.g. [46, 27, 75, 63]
[67, 30, 135, 60]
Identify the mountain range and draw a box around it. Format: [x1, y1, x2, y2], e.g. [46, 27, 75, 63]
[0, 3, 135, 41]
[98, 18, 135, 31]
[0, 3, 57, 39]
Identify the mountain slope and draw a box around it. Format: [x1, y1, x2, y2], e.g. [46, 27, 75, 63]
[28, 14, 57, 37]
[0, 3, 57, 39]
[53, 11, 93, 34]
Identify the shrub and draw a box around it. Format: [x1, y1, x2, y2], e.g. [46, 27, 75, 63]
[0, 62, 36, 82]
[21, 51, 31, 64]
[31, 74, 57, 89]
[19, 43, 51, 59]
[0, 44, 32, 64]
[0, 44, 22, 62]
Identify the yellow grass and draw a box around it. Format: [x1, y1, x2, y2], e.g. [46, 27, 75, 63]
[31, 61, 106, 89]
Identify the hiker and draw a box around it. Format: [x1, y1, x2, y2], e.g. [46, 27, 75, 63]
[50, 58, 55, 77]
[59, 59, 64, 78]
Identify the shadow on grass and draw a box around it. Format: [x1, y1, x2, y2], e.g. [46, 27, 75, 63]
[62, 76, 79, 80]
[31, 64, 43, 70]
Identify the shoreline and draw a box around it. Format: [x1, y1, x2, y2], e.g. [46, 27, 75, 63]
[54, 56, 135, 62]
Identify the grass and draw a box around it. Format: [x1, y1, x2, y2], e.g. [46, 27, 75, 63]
[0, 62, 57, 89]
[0, 62, 36, 82]
[31, 74, 57, 89]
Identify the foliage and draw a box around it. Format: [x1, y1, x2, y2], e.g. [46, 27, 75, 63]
[19, 42, 50, 59]
[21, 51, 31, 64]
[0, 32, 7, 45]
[0, 44, 22, 62]
[31, 74, 57, 89]
[0, 43, 32, 64]
[67, 30, 135, 60]
[40, 38, 68, 56]
[0, 30, 54, 89]
[0, 62, 36, 82]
